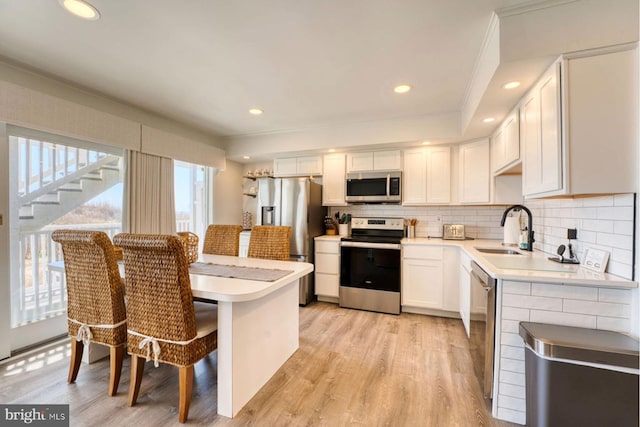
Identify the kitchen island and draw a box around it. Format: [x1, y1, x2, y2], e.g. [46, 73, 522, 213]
[188, 254, 314, 418]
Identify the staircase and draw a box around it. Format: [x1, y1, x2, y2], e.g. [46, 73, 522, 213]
[16, 138, 123, 233]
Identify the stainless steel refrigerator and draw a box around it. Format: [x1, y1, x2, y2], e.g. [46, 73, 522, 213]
[256, 177, 325, 305]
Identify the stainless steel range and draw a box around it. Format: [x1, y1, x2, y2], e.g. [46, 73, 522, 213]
[339, 217, 404, 315]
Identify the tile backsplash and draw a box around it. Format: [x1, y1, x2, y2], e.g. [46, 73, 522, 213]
[328, 193, 636, 280]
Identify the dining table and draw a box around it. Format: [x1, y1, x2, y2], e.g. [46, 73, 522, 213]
[50, 253, 314, 418]
[188, 253, 313, 418]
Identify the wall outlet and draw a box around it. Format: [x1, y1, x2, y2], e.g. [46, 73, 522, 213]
[567, 228, 577, 240]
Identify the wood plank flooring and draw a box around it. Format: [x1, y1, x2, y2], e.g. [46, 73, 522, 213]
[0, 302, 517, 426]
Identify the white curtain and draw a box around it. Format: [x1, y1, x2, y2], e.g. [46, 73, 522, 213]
[123, 150, 176, 234]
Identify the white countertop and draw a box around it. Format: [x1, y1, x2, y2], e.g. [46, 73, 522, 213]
[402, 238, 636, 288]
[315, 234, 343, 241]
[190, 254, 314, 302]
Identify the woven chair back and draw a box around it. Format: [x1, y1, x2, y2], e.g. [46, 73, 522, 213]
[51, 230, 126, 346]
[113, 234, 197, 343]
[202, 224, 243, 256]
[247, 225, 291, 261]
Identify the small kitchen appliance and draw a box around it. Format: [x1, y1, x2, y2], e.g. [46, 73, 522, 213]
[443, 224, 466, 240]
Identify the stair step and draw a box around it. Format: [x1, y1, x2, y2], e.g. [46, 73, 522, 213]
[81, 174, 103, 181]
[31, 200, 61, 205]
[19, 214, 34, 220]
[100, 165, 120, 171]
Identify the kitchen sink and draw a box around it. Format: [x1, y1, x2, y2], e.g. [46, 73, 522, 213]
[475, 247, 522, 255]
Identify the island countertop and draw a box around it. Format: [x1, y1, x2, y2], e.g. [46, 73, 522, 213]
[402, 238, 636, 288]
[189, 253, 314, 302]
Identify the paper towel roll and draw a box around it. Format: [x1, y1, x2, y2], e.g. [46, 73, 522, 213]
[503, 214, 521, 245]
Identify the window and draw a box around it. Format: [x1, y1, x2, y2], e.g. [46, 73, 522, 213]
[174, 160, 214, 247]
[9, 129, 124, 327]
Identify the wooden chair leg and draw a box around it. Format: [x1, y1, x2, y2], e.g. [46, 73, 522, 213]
[68, 338, 84, 384]
[108, 345, 125, 396]
[178, 366, 194, 423]
[128, 355, 145, 406]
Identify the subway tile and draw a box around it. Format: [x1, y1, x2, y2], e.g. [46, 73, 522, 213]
[596, 316, 631, 333]
[579, 230, 597, 243]
[499, 382, 526, 399]
[499, 370, 525, 387]
[598, 288, 632, 304]
[496, 407, 526, 425]
[563, 299, 630, 318]
[501, 306, 530, 321]
[501, 319, 521, 334]
[501, 332, 525, 347]
[611, 248, 634, 266]
[502, 345, 525, 361]
[501, 357, 525, 373]
[613, 220, 634, 236]
[607, 261, 633, 280]
[503, 281, 531, 295]
[498, 394, 526, 412]
[502, 293, 563, 311]
[531, 283, 597, 301]
[530, 310, 597, 328]
[596, 232, 632, 250]
[583, 195, 614, 207]
[614, 194, 635, 206]
[597, 206, 634, 221]
[571, 207, 597, 219]
[582, 219, 614, 233]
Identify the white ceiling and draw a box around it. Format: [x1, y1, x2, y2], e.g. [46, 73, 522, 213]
[0, 0, 637, 161]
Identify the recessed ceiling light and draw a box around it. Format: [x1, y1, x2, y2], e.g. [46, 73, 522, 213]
[328, 149, 336, 153]
[483, 117, 495, 123]
[394, 84, 412, 94]
[422, 141, 431, 145]
[59, 0, 100, 20]
[503, 81, 521, 90]
[249, 108, 263, 115]
[242, 156, 250, 160]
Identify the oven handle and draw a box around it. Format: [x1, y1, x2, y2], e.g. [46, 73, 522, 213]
[341, 241, 401, 250]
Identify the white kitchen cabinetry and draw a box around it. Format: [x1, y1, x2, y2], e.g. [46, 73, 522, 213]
[458, 251, 471, 337]
[314, 237, 341, 301]
[442, 247, 459, 312]
[346, 150, 401, 172]
[521, 47, 637, 198]
[273, 156, 323, 177]
[458, 139, 490, 204]
[403, 147, 451, 205]
[492, 109, 520, 174]
[322, 154, 347, 206]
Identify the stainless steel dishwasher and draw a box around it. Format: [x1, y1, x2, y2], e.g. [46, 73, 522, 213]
[469, 261, 497, 399]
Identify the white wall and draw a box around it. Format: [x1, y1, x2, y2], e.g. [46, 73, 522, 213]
[213, 160, 243, 225]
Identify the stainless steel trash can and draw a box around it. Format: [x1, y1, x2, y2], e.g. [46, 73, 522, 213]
[519, 322, 639, 427]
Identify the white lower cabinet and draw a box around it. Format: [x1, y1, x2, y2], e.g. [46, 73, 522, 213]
[402, 245, 459, 314]
[314, 237, 341, 300]
[458, 251, 471, 336]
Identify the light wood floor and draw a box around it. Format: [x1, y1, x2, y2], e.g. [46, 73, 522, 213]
[0, 302, 517, 426]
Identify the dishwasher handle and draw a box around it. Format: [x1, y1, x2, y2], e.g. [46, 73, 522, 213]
[471, 261, 496, 289]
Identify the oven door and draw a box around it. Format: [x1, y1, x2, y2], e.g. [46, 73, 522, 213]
[340, 243, 401, 292]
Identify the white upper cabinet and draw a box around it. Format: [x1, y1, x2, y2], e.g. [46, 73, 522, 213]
[346, 150, 401, 172]
[273, 156, 323, 177]
[403, 147, 451, 205]
[492, 109, 520, 174]
[322, 153, 347, 206]
[458, 139, 490, 204]
[521, 47, 637, 198]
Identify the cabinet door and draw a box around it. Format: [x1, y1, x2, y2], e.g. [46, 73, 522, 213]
[538, 65, 562, 193]
[297, 156, 323, 175]
[521, 92, 541, 196]
[322, 154, 346, 206]
[442, 247, 459, 312]
[315, 253, 339, 274]
[503, 112, 520, 167]
[426, 146, 451, 204]
[373, 150, 402, 170]
[346, 152, 373, 172]
[402, 259, 443, 309]
[402, 149, 427, 205]
[458, 139, 490, 203]
[491, 126, 506, 172]
[459, 263, 471, 337]
[273, 158, 297, 176]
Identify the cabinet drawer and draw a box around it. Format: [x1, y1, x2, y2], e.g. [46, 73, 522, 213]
[315, 253, 339, 274]
[315, 273, 339, 297]
[403, 245, 443, 260]
[315, 240, 340, 254]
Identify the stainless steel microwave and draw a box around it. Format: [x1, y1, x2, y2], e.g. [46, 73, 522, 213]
[345, 171, 401, 203]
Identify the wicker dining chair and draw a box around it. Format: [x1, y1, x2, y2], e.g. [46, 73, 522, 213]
[51, 230, 126, 396]
[113, 233, 218, 424]
[202, 224, 243, 256]
[247, 225, 291, 261]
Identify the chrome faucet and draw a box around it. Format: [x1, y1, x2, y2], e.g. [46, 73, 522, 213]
[500, 205, 534, 251]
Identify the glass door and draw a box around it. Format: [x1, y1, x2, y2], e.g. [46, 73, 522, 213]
[5, 127, 124, 353]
